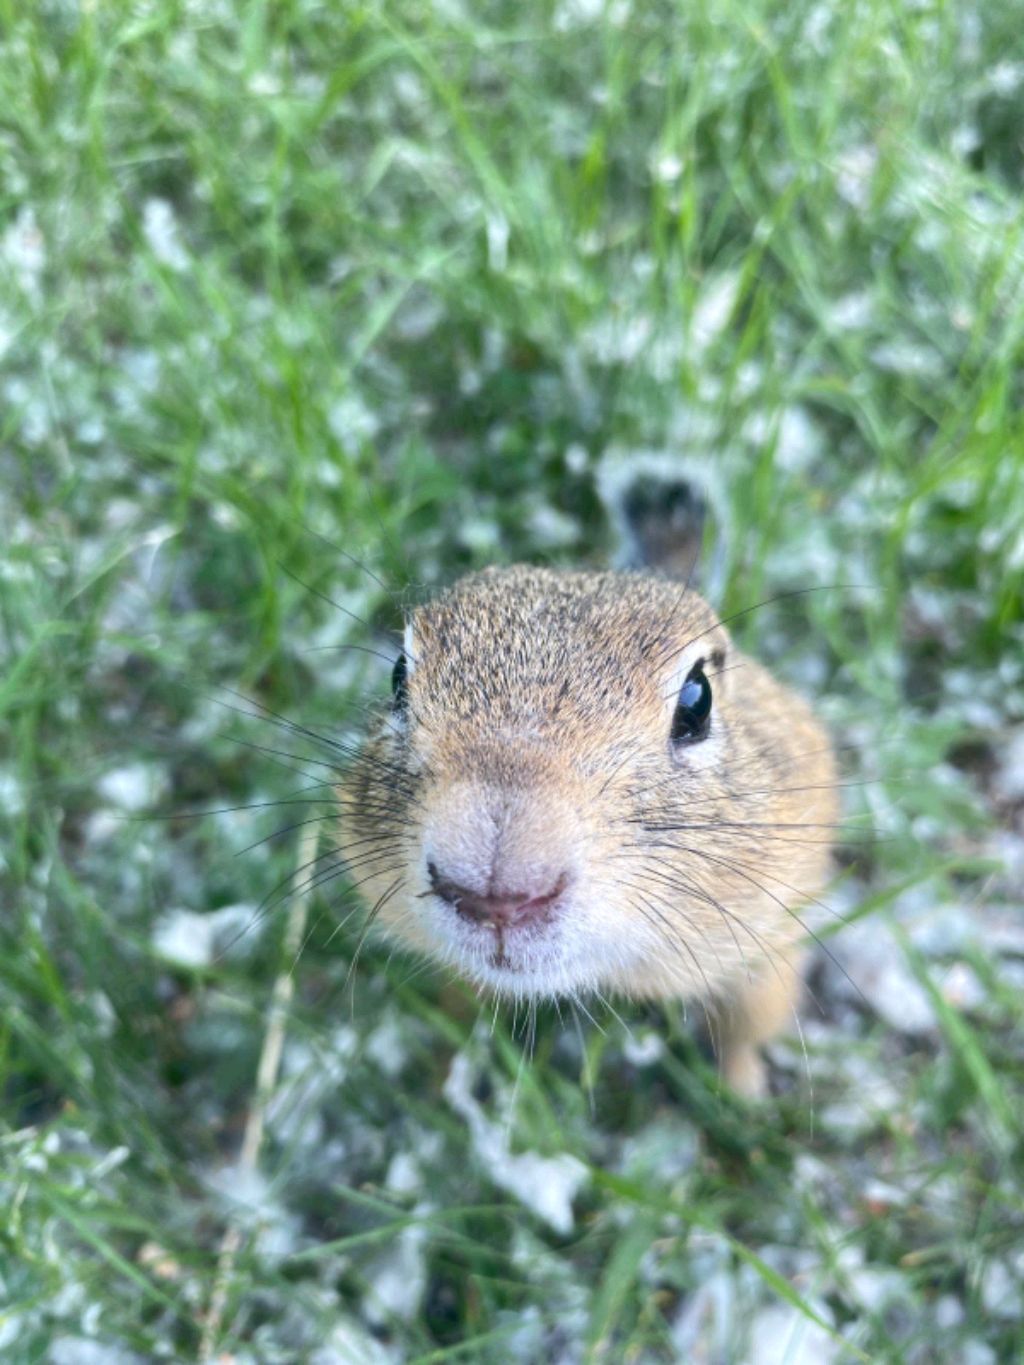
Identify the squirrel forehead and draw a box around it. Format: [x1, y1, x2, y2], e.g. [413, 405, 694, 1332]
[408, 567, 723, 720]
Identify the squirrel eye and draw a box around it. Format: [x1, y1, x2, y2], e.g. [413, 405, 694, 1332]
[670, 660, 712, 744]
[391, 652, 408, 711]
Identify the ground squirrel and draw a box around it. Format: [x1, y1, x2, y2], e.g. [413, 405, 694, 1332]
[340, 564, 837, 1097]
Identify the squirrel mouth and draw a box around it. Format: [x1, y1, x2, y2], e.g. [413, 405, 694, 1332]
[425, 865, 568, 934]
[467, 906, 573, 982]
[488, 933, 516, 971]
[465, 913, 552, 973]
[482, 920, 541, 971]
[420, 862, 572, 981]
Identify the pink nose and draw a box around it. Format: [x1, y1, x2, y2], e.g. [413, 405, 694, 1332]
[428, 862, 566, 928]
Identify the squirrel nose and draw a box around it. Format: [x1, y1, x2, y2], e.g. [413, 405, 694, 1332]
[428, 862, 566, 928]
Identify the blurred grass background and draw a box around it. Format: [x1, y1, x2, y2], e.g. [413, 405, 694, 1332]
[2, 1, 1024, 1361]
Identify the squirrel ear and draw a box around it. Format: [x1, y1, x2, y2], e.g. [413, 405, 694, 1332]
[391, 652, 409, 711]
[705, 643, 732, 703]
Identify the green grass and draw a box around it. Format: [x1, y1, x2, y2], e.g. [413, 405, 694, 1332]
[2, 1, 1024, 1360]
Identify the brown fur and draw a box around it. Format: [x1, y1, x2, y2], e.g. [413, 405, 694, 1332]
[339, 566, 837, 1097]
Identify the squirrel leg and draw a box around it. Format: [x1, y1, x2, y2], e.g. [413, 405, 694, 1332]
[716, 949, 805, 1099]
